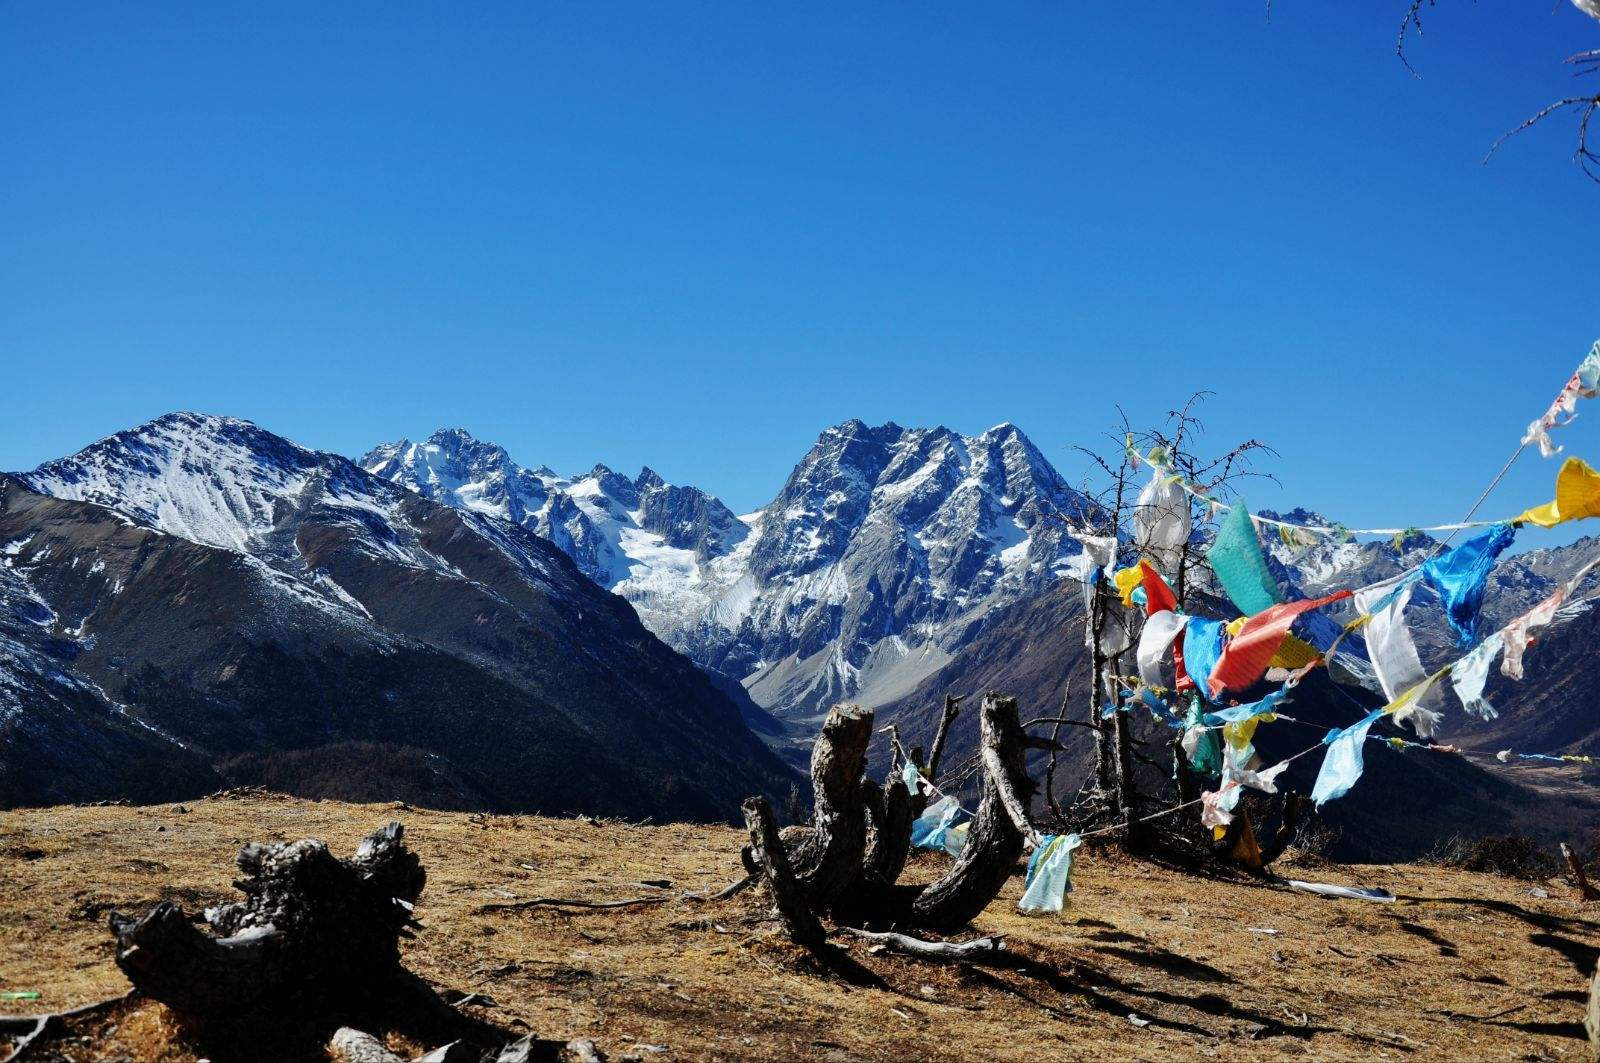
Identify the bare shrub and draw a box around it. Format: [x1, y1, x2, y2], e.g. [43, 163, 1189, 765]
[1432, 834, 1557, 880]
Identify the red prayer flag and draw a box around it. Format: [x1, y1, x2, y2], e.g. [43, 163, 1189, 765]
[1172, 629, 1193, 694]
[1139, 560, 1178, 616]
[1206, 590, 1352, 699]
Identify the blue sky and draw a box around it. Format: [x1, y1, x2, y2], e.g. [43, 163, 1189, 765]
[3, 3, 1597, 539]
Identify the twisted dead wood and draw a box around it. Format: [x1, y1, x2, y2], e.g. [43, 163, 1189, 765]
[860, 774, 915, 886]
[736, 693, 1042, 943]
[742, 795, 825, 949]
[907, 693, 1036, 932]
[784, 703, 874, 904]
[108, 821, 426, 1017]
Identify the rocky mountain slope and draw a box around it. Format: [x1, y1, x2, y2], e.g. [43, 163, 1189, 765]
[365, 421, 1097, 724]
[3, 413, 796, 816]
[0, 551, 220, 806]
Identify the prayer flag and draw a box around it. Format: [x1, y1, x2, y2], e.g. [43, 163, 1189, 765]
[1421, 522, 1518, 645]
[1206, 502, 1284, 615]
[1312, 708, 1385, 806]
[1207, 591, 1352, 698]
[1516, 457, 1600, 528]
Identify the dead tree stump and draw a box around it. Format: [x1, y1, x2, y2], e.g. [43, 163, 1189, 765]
[1563, 842, 1600, 902]
[909, 694, 1037, 931]
[784, 703, 874, 904]
[742, 796, 826, 950]
[109, 821, 426, 1017]
[860, 775, 915, 886]
[737, 693, 1045, 943]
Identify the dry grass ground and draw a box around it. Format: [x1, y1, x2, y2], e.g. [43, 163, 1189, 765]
[1, 792, 1597, 1061]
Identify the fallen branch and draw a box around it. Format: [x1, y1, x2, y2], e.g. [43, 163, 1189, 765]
[711, 875, 756, 901]
[0, 994, 130, 1063]
[477, 895, 673, 914]
[839, 927, 1007, 965]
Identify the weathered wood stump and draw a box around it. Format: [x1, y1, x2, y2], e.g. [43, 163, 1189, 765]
[1563, 842, 1600, 903]
[736, 692, 1043, 944]
[779, 702, 874, 905]
[109, 821, 426, 1017]
[860, 775, 915, 886]
[906, 694, 1036, 931]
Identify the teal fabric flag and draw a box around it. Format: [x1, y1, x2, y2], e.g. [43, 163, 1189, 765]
[1180, 695, 1223, 777]
[1312, 708, 1385, 806]
[1421, 522, 1518, 646]
[1019, 833, 1084, 913]
[910, 796, 967, 853]
[900, 759, 924, 795]
[1206, 503, 1284, 615]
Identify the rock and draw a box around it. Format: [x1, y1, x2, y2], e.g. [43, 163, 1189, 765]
[564, 1041, 606, 1063]
[329, 1027, 404, 1063]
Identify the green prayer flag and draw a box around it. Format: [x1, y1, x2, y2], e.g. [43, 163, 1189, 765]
[1182, 695, 1223, 778]
[1206, 503, 1284, 615]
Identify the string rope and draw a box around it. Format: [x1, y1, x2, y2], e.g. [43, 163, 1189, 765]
[1072, 739, 1332, 841]
[1429, 440, 1530, 556]
[1126, 447, 1524, 538]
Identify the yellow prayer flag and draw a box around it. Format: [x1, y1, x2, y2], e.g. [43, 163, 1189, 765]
[1269, 633, 1320, 669]
[1382, 666, 1451, 737]
[1517, 457, 1600, 528]
[1112, 565, 1143, 606]
[1223, 713, 1275, 752]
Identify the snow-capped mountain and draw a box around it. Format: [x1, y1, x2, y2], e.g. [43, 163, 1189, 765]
[6, 413, 796, 814]
[367, 420, 1096, 721]
[360, 430, 751, 643]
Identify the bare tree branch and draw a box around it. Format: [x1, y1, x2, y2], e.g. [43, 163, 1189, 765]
[1484, 50, 1600, 184]
[1396, 0, 1433, 79]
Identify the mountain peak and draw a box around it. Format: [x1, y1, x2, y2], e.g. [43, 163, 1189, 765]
[22, 413, 359, 554]
[425, 426, 482, 446]
[152, 410, 261, 432]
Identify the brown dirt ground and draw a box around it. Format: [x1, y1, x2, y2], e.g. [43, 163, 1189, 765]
[1, 792, 1597, 1061]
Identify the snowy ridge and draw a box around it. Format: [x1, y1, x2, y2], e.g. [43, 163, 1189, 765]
[366, 420, 1095, 718]
[20, 413, 585, 642]
[3, 417, 802, 813]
